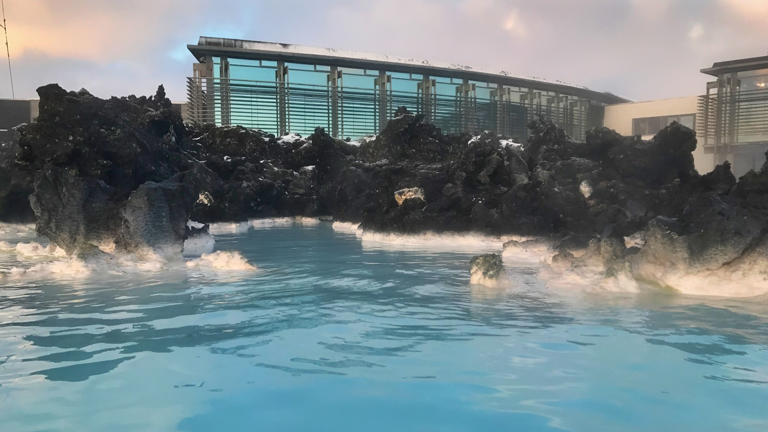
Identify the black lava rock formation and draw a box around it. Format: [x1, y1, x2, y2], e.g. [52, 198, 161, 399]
[4, 84, 768, 293]
[0, 129, 35, 222]
[13, 84, 209, 255]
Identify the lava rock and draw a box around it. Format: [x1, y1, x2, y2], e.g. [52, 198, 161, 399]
[394, 187, 425, 206]
[469, 253, 504, 286]
[0, 131, 35, 222]
[17, 84, 203, 254]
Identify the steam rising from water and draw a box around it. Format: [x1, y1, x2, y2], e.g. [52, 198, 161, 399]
[2, 220, 767, 297]
[331, 221, 520, 253]
[0, 223, 255, 281]
[209, 217, 321, 235]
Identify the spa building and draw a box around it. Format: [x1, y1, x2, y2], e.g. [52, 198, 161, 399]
[184, 36, 626, 142]
[603, 55, 768, 176]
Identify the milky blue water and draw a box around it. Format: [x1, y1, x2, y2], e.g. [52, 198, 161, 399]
[1, 224, 767, 431]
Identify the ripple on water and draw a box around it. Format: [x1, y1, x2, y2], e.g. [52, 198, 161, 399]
[0, 224, 766, 431]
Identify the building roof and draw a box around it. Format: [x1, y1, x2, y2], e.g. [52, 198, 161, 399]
[187, 36, 628, 105]
[701, 55, 768, 76]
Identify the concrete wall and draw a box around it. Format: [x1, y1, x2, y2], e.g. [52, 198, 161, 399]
[0, 99, 37, 130]
[604, 96, 715, 175]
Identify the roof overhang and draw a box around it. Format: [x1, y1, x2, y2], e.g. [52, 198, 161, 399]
[701, 55, 768, 76]
[187, 36, 628, 105]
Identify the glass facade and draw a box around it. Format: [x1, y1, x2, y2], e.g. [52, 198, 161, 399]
[187, 38, 621, 141]
[697, 59, 768, 176]
[632, 114, 695, 137]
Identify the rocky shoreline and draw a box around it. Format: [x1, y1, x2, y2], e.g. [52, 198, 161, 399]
[2, 84, 768, 294]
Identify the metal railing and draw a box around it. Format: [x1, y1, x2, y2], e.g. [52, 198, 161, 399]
[697, 87, 768, 154]
[187, 76, 593, 141]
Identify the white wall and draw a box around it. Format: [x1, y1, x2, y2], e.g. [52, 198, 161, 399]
[604, 96, 715, 174]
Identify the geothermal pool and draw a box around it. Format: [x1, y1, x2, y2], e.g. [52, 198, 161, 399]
[0, 222, 767, 431]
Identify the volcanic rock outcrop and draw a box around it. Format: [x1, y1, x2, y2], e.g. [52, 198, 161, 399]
[469, 253, 504, 287]
[14, 84, 207, 255]
[0, 130, 35, 222]
[4, 84, 768, 294]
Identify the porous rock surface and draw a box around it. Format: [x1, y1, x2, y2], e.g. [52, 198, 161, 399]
[469, 254, 504, 286]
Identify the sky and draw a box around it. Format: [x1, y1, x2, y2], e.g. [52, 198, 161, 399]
[1, 0, 767, 102]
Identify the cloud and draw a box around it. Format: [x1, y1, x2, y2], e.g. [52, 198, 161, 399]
[6, 1, 186, 61]
[721, 0, 768, 22]
[630, 0, 670, 20]
[502, 10, 527, 38]
[688, 23, 704, 41]
[0, 0, 767, 102]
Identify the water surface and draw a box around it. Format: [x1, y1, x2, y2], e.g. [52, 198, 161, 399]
[1, 224, 767, 431]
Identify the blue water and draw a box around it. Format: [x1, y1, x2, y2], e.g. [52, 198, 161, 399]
[1, 224, 767, 431]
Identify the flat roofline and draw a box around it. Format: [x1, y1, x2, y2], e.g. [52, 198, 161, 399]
[606, 94, 702, 106]
[187, 36, 628, 104]
[701, 55, 768, 76]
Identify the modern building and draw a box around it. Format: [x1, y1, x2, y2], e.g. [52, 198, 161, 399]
[698, 56, 768, 176]
[185, 36, 626, 142]
[0, 98, 38, 142]
[603, 96, 712, 172]
[605, 55, 768, 177]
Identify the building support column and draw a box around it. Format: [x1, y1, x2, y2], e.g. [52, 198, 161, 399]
[219, 56, 231, 126]
[419, 76, 434, 123]
[714, 78, 724, 162]
[328, 66, 339, 138]
[527, 88, 536, 122]
[703, 81, 716, 149]
[494, 84, 504, 135]
[276, 61, 288, 136]
[726, 72, 738, 164]
[377, 70, 388, 132]
[200, 57, 215, 125]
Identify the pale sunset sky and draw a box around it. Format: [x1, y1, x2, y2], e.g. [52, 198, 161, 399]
[2, 0, 767, 101]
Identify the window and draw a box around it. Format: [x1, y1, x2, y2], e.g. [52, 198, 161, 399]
[632, 114, 695, 137]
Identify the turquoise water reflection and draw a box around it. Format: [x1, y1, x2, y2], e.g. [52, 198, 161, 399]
[0, 225, 767, 431]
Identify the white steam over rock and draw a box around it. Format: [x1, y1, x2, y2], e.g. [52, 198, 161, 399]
[182, 232, 215, 257]
[0, 221, 255, 281]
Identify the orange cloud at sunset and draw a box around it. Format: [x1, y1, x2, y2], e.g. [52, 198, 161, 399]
[1, 0, 768, 101]
[6, 0, 191, 61]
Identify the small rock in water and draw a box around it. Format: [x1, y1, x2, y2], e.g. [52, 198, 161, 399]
[469, 253, 504, 286]
[394, 187, 425, 206]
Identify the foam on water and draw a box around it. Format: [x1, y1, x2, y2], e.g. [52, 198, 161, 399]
[0, 225, 254, 282]
[331, 221, 361, 235]
[2, 219, 766, 297]
[7, 257, 93, 279]
[13, 241, 68, 258]
[360, 231, 508, 253]
[330, 223, 510, 253]
[183, 233, 216, 257]
[186, 251, 257, 271]
[209, 217, 322, 235]
[501, 239, 553, 266]
[208, 221, 252, 235]
[628, 253, 768, 298]
[499, 237, 768, 297]
[0, 223, 36, 239]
